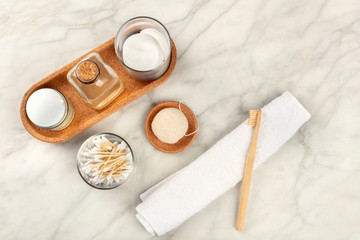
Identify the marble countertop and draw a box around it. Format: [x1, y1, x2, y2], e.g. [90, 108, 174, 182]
[1, 0, 360, 239]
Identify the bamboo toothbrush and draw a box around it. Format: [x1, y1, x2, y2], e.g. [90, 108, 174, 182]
[236, 109, 262, 231]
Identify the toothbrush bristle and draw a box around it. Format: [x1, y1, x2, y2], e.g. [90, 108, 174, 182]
[248, 110, 258, 126]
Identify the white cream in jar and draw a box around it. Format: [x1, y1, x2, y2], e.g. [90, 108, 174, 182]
[26, 88, 74, 130]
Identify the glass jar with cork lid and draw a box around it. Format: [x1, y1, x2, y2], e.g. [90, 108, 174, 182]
[67, 53, 124, 110]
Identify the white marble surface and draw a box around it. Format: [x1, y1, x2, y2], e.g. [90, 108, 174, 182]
[1, 0, 360, 239]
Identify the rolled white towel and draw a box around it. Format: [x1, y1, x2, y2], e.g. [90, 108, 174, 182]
[136, 91, 311, 236]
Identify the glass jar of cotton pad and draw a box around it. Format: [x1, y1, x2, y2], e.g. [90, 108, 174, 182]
[77, 133, 134, 190]
[25, 88, 74, 131]
[114, 16, 171, 81]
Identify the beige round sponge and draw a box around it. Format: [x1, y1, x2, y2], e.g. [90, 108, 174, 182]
[151, 107, 189, 144]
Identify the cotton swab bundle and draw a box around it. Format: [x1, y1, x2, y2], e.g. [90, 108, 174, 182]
[78, 135, 133, 186]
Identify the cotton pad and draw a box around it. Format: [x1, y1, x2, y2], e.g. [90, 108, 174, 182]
[122, 31, 164, 71]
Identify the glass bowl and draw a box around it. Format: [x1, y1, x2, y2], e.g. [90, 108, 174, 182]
[77, 133, 134, 190]
[114, 16, 171, 81]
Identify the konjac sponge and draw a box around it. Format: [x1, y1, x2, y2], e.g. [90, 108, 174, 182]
[151, 108, 189, 144]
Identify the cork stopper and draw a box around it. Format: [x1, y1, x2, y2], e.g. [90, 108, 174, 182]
[75, 60, 99, 83]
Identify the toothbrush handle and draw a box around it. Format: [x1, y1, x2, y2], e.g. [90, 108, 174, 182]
[236, 110, 262, 231]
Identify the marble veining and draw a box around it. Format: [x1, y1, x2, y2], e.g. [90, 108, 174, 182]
[1, 0, 360, 239]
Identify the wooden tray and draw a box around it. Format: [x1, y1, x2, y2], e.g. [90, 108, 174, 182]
[20, 37, 177, 143]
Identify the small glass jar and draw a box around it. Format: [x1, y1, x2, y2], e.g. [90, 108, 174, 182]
[26, 88, 74, 131]
[77, 133, 134, 190]
[115, 16, 172, 81]
[67, 53, 124, 110]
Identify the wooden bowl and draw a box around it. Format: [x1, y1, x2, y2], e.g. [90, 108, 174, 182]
[145, 101, 198, 153]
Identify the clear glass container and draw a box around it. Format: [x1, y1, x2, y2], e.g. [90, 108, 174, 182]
[77, 133, 134, 190]
[67, 53, 124, 110]
[115, 16, 171, 81]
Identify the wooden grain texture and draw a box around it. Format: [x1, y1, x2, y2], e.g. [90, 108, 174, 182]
[236, 110, 262, 231]
[20, 38, 177, 143]
[145, 101, 198, 153]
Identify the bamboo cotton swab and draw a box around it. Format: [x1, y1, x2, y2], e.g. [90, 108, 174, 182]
[236, 110, 262, 231]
